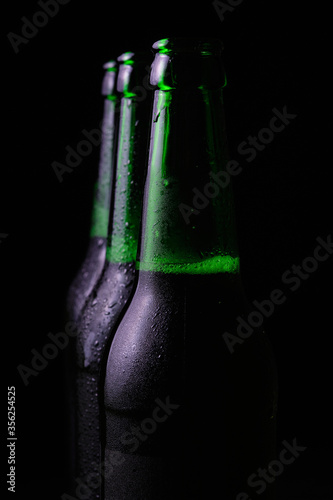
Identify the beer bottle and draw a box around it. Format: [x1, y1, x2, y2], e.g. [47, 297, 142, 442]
[104, 38, 278, 499]
[66, 60, 118, 324]
[75, 51, 153, 499]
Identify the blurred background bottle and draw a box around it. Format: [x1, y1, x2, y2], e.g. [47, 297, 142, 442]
[66, 60, 119, 325]
[104, 38, 278, 499]
[64, 60, 119, 495]
[75, 51, 154, 499]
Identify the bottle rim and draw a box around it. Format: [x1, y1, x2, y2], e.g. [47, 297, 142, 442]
[117, 52, 135, 64]
[103, 60, 117, 71]
[101, 60, 118, 96]
[116, 51, 153, 95]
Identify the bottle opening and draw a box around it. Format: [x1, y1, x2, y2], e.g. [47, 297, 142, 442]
[103, 60, 117, 71]
[116, 51, 153, 96]
[150, 37, 226, 90]
[117, 51, 135, 65]
[101, 60, 117, 97]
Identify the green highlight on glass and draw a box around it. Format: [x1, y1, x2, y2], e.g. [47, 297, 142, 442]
[106, 97, 137, 264]
[90, 61, 118, 239]
[106, 52, 153, 265]
[137, 254, 240, 274]
[138, 42, 240, 277]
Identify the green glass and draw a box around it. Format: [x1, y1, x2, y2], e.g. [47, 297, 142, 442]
[138, 74, 239, 274]
[104, 38, 278, 499]
[67, 61, 118, 323]
[75, 51, 153, 500]
[106, 65, 145, 264]
[90, 61, 119, 239]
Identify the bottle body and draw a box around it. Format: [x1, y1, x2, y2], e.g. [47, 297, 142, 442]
[104, 271, 277, 499]
[65, 62, 118, 494]
[103, 38, 278, 499]
[75, 261, 136, 488]
[67, 67, 118, 324]
[67, 236, 107, 324]
[74, 53, 153, 499]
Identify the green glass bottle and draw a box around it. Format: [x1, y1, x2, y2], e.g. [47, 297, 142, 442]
[66, 60, 118, 324]
[104, 38, 278, 499]
[75, 51, 153, 500]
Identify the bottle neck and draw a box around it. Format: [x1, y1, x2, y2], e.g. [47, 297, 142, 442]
[90, 96, 118, 239]
[106, 94, 150, 263]
[138, 87, 240, 275]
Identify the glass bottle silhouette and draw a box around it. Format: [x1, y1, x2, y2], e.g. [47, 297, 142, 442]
[64, 60, 119, 495]
[75, 51, 153, 500]
[104, 38, 278, 499]
[66, 60, 118, 324]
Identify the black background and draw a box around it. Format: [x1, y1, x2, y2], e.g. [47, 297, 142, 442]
[3, 1, 332, 499]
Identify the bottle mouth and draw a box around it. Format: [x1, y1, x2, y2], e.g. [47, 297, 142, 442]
[101, 60, 117, 96]
[152, 38, 224, 56]
[116, 51, 153, 96]
[103, 60, 117, 70]
[117, 51, 135, 64]
[150, 38, 226, 90]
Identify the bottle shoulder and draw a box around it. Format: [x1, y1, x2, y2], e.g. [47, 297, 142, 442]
[104, 270, 277, 411]
[66, 237, 107, 322]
